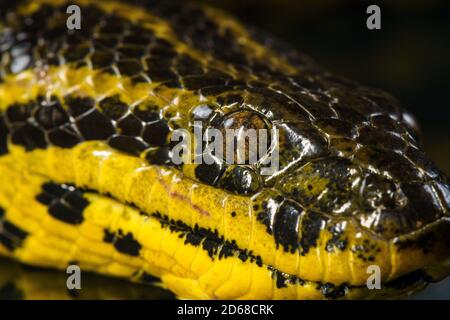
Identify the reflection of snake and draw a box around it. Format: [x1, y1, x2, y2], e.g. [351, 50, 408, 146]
[0, 0, 449, 299]
[0, 258, 174, 300]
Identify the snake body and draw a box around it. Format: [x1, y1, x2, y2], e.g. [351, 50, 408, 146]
[0, 0, 449, 299]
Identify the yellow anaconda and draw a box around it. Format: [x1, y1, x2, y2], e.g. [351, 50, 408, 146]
[0, 0, 449, 299]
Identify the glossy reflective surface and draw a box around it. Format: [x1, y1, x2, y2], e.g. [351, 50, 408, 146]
[0, 258, 175, 300]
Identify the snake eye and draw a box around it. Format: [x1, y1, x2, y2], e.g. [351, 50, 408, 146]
[218, 110, 271, 165]
[360, 174, 401, 212]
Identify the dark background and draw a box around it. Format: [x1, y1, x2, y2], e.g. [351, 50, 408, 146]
[201, 0, 450, 175]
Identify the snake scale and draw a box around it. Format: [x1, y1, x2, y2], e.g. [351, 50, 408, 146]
[0, 0, 449, 300]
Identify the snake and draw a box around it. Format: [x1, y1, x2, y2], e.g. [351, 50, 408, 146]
[0, 0, 449, 300]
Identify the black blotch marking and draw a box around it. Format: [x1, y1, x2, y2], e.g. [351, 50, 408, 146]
[65, 96, 95, 117]
[133, 106, 160, 123]
[36, 183, 89, 225]
[108, 135, 149, 156]
[141, 119, 170, 147]
[76, 109, 115, 140]
[116, 59, 144, 77]
[273, 200, 302, 253]
[64, 190, 89, 212]
[194, 162, 224, 186]
[42, 182, 67, 198]
[48, 125, 82, 148]
[0, 116, 9, 155]
[118, 45, 147, 58]
[145, 66, 178, 84]
[269, 266, 306, 289]
[10, 123, 47, 150]
[33, 99, 69, 130]
[103, 229, 142, 256]
[2, 221, 28, 240]
[274, 270, 288, 289]
[351, 239, 381, 262]
[5, 101, 35, 123]
[4, 96, 86, 150]
[0, 220, 29, 251]
[325, 223, 348, 252]
[117, 113, 143, 136]
[0, 234, 15, 251]
[99, 95, 129, 120]
[66, 46, 90, 65]
[48, 201, 84, 225]
[152, 212, 263, 265]
[255, 197, 284, 236]
[90, 51, 115, 69]
[103, 229, 115, 243]
[299, 211, 327, 255]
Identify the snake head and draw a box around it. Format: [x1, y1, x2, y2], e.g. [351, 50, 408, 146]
[208, 81, 450, 284]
